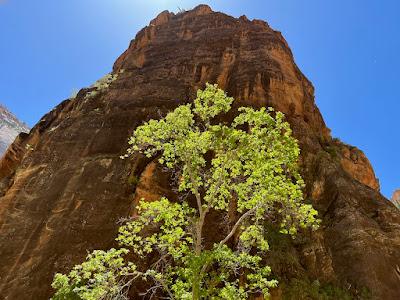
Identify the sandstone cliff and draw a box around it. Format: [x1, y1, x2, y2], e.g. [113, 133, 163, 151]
[0, 5, 399, 299]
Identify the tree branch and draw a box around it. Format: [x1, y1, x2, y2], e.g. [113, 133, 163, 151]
[186, 164, 206, 255]
[219, 207, 257, 246]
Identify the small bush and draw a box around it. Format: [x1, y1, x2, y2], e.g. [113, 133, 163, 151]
[70, 89, 79, 99]
[282, 278, 353, 300]
[85, 69, 124, 99]
[325, 145, 339, 160]
[127, 173, 139, 189]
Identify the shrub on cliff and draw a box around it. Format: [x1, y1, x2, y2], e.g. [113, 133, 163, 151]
[51, 84, 319, 300]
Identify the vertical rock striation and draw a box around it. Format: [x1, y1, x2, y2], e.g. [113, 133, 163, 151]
[0, 5, 399, 299]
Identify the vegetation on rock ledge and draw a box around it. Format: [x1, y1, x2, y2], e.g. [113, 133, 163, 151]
[51, 84, 319, 300]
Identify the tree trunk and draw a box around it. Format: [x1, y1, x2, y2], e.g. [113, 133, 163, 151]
[192, 276, 201, 300]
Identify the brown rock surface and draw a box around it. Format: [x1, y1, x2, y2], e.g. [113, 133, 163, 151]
[0, 5, 399, 299]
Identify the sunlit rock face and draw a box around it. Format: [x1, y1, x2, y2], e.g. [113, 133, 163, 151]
[0, 5, 399, 299]
[0, 104, 29, 155]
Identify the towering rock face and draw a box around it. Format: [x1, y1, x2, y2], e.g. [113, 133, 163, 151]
[0, 5, 399, 299]
[0, 105, 29, 155]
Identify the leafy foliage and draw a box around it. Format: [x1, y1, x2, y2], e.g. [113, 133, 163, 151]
[282, 278, 354, 300]
[52, 83, 319, 299]
[51, 249, 137, 300]
[85, 69, 124, 99]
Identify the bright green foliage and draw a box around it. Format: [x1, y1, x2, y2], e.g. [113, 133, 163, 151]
[52, 83, 319, 299]
[51, 248, 138, 300]
[117, 197, 195, 259]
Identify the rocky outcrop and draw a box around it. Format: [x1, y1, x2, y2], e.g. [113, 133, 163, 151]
[0, 105, 29, 155]
[0, 5, 399, 299]
[331, 139, 380, 190]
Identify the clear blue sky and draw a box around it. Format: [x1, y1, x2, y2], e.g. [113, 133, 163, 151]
[1, 0, 399, 198]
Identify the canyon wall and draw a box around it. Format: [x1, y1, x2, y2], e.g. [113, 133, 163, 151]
[0, 5, 399, 299]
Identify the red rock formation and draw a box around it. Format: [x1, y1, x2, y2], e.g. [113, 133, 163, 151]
[0, 5, 399, 299]
[333, 139, 380, 190]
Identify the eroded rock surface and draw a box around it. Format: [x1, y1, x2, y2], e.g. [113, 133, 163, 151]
[0, 5, 399, 299]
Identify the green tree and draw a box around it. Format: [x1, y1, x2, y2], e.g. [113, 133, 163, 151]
[52, 84, 319, 300]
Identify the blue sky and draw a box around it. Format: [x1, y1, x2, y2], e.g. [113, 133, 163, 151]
[1, 0, 399, 198]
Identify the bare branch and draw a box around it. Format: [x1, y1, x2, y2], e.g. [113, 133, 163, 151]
[219, 207, 257, 246]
